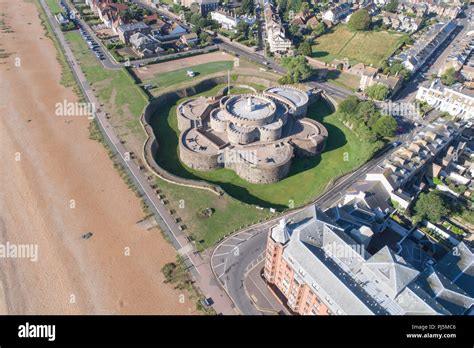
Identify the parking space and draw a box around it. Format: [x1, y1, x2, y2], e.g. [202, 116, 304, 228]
[211, 230, 257, 284]
[77, 25, 106, 61]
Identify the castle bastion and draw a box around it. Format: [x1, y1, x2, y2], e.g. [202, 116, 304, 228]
[177, 85, 328, 184]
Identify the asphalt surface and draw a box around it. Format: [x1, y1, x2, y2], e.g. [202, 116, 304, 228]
[394, 7, 473, 104]
[210, 136, 404, 314]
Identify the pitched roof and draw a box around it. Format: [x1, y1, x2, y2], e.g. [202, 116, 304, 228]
[362, 246, 420, 299]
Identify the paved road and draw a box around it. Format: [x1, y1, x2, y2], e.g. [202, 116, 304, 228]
[210, 138, 402, 314]
[63, 0, 122, 70]
[40, 0, 236, 315]
[394, 7, 473, 104]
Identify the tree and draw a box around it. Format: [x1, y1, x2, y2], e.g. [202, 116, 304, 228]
[199, 32, 213, 45]
[400, 34, 413, 46]
[414, 191, 450, 223]
[338, 96, 359, 115]
[372, 115, 397, 138]
[298, 41, 312, 56]
[365, 84, 390, 101]
[289, 24, 300, 37]
[281, 55, 313, 83]
[312, 22, 326, 37]
[355, 100, 378, 120]
[441, 67, 458, 86]
[384, 0, 399, 13]
[348, 9, 371, 31]
[241, 0, 254, 15]
[388, 59, 411, 80]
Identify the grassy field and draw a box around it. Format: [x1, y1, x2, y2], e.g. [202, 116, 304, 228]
[147, 61, 234, 90]
[149, 88, 381, 209]
[45, 0, 62, 14]
[64, 31, 148, 138]
[64, 28, 378, 249]
[312, 25, 403, 67]
[326, 70, 361, 91]
[64, 31, 274, 249]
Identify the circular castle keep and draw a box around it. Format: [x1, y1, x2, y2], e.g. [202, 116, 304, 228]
[177, 85, 327, 184]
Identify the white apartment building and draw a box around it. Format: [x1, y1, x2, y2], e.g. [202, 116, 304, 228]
[263, 0, 291, 54]
[416, 80, 474, 120]
[210, 10, 255, 31]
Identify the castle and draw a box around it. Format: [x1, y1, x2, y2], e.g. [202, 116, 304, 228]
[177, 85, 328, 184]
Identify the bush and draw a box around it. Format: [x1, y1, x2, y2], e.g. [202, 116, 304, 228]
[366, 84, 390, 101]
[441, 67, 458, 86]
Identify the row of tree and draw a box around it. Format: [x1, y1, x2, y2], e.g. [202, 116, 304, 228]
[338, 96, 398, 142]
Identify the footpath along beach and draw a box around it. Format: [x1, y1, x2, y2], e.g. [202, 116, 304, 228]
[0, 0, 195, 314]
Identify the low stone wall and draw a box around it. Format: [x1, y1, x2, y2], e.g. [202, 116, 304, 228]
[141, 77, 337, 194]
[141, 75, 281, 194]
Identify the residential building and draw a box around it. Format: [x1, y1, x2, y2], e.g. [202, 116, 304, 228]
[263, 0, 292, 54]
[359, 66, 403, 95]
[152, 22, 187, 41]
[181, 0, 219, 15]
[322, 3, 352, 25]
[290, 10, 319, 29]
[210, 9, 255, 31]
[428, 3, 462, 20]
[117, 22, 152, 44]
[96, 2, 129, 29]
[180, 32, 198, 47]
[438, 32, 474, 76]
[366, 120, 459, 208]
[394, 21, 457, 73]
[416, 79, 474, 120]
[382, 11, 422, 33]
[129, 32, 163, 58]
[263, 205, 473, 315]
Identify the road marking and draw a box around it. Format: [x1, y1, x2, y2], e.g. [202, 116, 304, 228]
[220, 243, 237, 248]
[231, 236, 246, 241]
[213, 261, 225, 268]
[212, 252, 229, 258]
[215, 256, 228, 280]
[247, 271, 278, 311]
[239, 231, 253, 237]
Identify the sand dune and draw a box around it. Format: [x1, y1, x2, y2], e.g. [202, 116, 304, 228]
[0, 0, 195, 314]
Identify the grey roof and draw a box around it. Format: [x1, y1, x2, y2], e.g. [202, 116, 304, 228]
[435, 242, 474, 297]
[362, 246, 420, 299]
[418, 268, 474, 315]
[118, 22, 150, 33]
[277, 204, 467, 315]
[283, 228, 380, 315]
[395, 284, 451, 315]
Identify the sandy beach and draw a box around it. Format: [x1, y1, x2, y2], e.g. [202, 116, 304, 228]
[0, 0, 195, 314]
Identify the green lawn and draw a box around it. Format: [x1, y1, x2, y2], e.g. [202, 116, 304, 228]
[146, 61, 234, 89]
[326, 70, 361, 91]
[312, 25, 403, 67]
[64, 31, 148, 124]
[64, 31, 273, 249]
[64, 30, 378, 249]
[45, 0, 62, 14]
[149, 89, 381, 209]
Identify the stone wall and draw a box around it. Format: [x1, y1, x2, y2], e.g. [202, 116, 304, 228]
[178, 133, 221, 171]
[232, 157, 293, 184]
